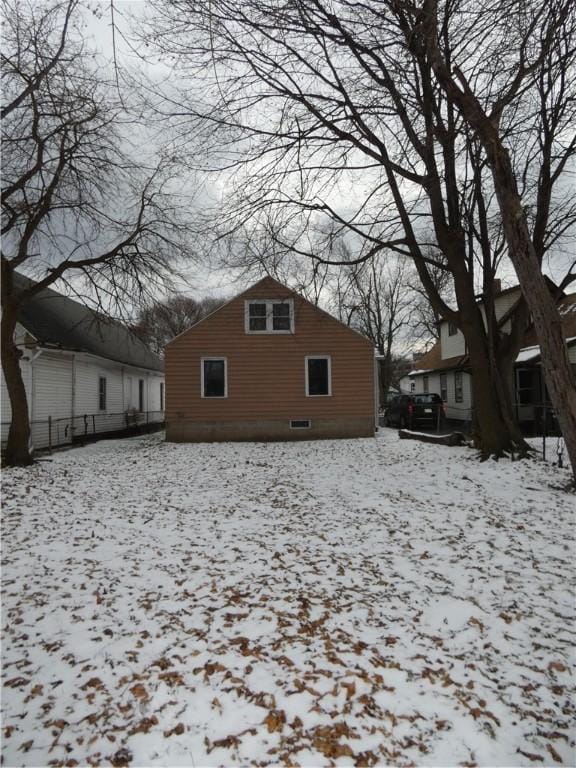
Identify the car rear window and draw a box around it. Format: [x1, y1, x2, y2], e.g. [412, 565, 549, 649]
[413, 394, 442, 404]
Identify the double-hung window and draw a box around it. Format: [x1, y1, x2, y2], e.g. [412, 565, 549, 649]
[246, 299, 294, 333]
[454, 371, 463, 403]
[306, 356, 331, 396]
[201, 358, 227, 398]
[440, 373, 447, 403]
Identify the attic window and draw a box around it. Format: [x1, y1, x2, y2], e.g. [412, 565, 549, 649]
[448, 322, 458, 336]
[245, 300, 294, 334]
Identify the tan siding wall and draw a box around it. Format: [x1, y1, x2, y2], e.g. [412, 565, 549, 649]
[166, 279, 375, 439]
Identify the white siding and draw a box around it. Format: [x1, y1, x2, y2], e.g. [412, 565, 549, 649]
[398, 375, 412, 393]
[440, 288, 522, 360]
[440, 324, 466, 359]
[410, 372, 441, 395]
[1, 356, 31, 424]
[31, 353, 74, 448]
[407, 370, 473, 422]
[32, 353, 74, 420]
[493, 288, 521, 322]
[446, 370, 473, 422]
[75, 359, 123, 414]
[2, 344, 165, 451]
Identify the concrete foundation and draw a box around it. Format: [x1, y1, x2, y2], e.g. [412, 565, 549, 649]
[166, 417, 375, 442]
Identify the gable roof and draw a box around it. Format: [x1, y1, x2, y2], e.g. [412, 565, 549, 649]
[166, 275, 374, 347]
[408, 292, 576, 375]
[14, 273, 163, 372]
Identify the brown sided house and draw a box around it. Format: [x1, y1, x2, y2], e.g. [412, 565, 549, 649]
[165, 277, 377, 441]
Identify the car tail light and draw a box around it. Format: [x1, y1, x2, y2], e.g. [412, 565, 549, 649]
[442, 402, 447, 415]
[408, 403, 413, 415]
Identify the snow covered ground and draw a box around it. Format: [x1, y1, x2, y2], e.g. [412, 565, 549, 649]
[1, 430, 574, 767]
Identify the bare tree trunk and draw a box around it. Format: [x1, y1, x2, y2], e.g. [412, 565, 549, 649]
[1, 304, 33, 466]
[464, 319, 517, 458]
[451, 261, 521, 457]
[422, 6, 576, 481]
[491, 154, 576, 478]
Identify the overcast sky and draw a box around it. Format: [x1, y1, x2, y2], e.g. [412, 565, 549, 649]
[65, 1, 576, 322]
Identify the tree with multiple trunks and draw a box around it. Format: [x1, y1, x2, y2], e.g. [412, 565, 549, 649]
[143, 0, 575, 475]
[1, 0, 193, 466]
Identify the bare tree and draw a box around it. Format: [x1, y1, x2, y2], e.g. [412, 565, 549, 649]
[131, 294, 226, 354]
[330, 248, 414, 400]
[143, 0, 575, 466]
[1, 0, 194, 465]
[406, 247, 452, 345]
[410, 0, 576, 480]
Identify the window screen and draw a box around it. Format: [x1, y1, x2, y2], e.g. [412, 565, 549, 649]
[203, 359, 226, 397]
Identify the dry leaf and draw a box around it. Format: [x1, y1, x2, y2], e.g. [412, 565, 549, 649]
[164, 723, 185, 737]
[264, 710, 286, 733]
[548, 661, 566, 673]
[130, 684, 149, 701]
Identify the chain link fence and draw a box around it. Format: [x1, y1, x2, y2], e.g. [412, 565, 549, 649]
[1, 411, 165, 453]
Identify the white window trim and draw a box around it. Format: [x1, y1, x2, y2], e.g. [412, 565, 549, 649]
[245, 299, 294, 334]
[305, 355, 332, 397]
[201, 357, 228, 399]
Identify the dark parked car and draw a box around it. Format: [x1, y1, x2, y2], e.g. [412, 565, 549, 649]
[385, 393, 446, 429]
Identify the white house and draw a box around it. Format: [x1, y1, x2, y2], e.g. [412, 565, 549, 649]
[1, 275, 165, 451]
[400, 286, 576, 429]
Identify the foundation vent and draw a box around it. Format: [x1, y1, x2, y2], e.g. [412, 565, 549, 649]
[290, 419, 311, 429]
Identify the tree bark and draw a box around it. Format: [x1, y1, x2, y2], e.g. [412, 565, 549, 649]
[1, 303, 33, 466]
[421, 7, 576, 481]
[464, 320, 518, 458]
[491, 156, 576, 479]
[451, 261, 524, 457]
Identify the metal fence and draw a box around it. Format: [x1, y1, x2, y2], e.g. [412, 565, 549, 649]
[1, 411, 165, 453]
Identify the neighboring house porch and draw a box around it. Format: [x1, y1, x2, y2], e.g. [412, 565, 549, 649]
[400, 289, 576, 432]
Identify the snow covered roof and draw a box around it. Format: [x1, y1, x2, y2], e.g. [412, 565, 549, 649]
[516, 336, 576, 365]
